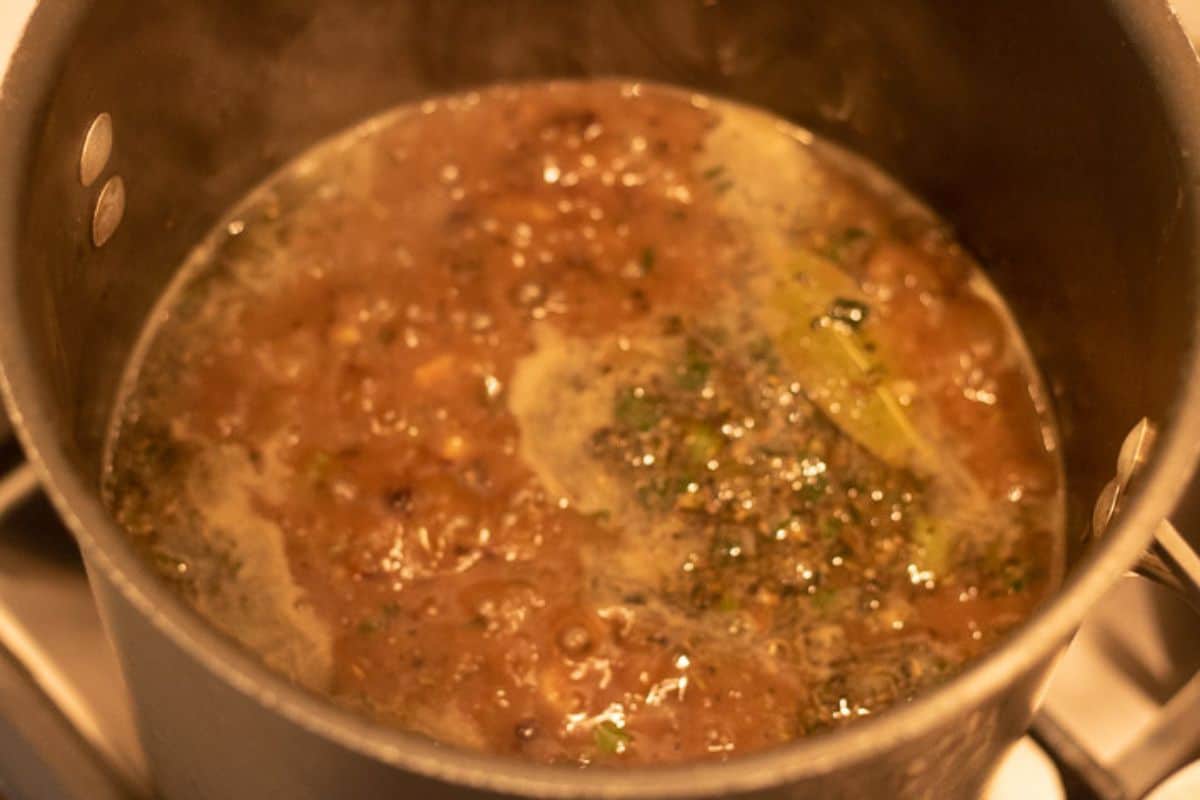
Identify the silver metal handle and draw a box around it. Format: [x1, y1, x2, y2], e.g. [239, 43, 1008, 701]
[1089, 417, 1200, 612]
[1038, 419, 1200, 799]
[1134, 519, 1200, 616]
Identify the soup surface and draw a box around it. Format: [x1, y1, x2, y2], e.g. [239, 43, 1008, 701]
[105, 81, 1064, 765]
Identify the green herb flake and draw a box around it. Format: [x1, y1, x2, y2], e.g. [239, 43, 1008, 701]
[748, 335, 780, 370]
[614, 389, 661, 432]
[683, 421, 722, 465]
[701, 164, 726, 181]
[594, 720, 633, 755]
[811, 587, 838, 612]
[305, 450, 335, 484]
[799, 475, 829, 503]
[821, 517, 843, 540]
[678, 362, 710, 390]
[677, 339, 712, 390]
[1002, 563, 1030, 594]
[640, 246, 657, 273]
[823, 226, 871, 263]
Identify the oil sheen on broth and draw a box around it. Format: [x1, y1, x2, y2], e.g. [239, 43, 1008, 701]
[105, 81, 1064, 765]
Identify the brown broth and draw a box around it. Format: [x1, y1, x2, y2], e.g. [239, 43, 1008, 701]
[104, 81, 1064, 765]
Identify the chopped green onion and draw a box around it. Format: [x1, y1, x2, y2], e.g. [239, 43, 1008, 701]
[594, 720, 633, 754]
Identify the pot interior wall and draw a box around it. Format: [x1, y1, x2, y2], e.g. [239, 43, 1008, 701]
[15, 0, 1198, 568]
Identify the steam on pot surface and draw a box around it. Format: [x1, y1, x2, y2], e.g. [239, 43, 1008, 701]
[102, 80, 1065, 765]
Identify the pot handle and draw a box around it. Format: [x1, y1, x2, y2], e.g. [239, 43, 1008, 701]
[1089, 417, 1200, 613]
[1032, 419, 1200, 800]
[1132, 519, 1200, 615]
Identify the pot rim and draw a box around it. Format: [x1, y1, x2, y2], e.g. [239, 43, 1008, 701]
[2, 1, 1199, 796]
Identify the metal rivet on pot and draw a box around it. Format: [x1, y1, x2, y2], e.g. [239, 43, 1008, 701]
[1116, 417, 1156, 486]
[79, 112, 113, 188]
[92, 175, 125, 248]
[1091, 477, 1120, 537]
[1090, 416, 1158, 537]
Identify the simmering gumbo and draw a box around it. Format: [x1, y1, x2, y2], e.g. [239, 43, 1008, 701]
[105, 81, 1064, 765]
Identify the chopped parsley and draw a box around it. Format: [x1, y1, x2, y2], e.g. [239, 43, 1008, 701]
[594, 720, 633, 754]
[614, 389, 662, 432]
